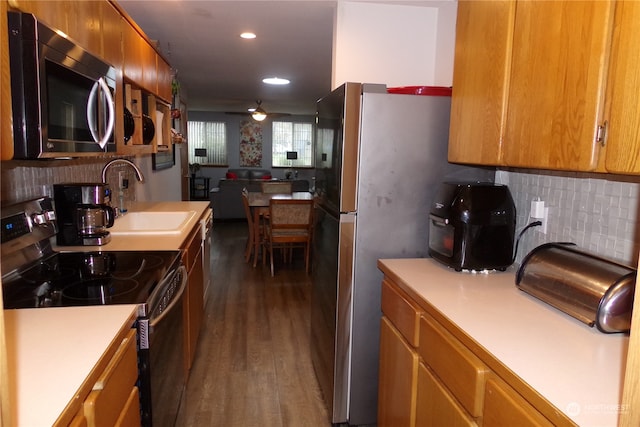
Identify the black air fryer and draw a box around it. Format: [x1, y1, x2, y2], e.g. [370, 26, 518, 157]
[428, 182, 516, 271]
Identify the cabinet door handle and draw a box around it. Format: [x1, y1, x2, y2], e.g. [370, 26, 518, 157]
[596, 121, 608, 147]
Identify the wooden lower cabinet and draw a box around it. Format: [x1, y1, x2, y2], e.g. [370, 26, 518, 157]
[378, 316, 419, 427]
[416, 362, 477, 427]
[418, 314, 488, 417]
[114, 387, 142, 427]
[68, 408, 88, 427]
[182, 223, 204, 373]
[379, 276, 572, 427]
[83, 329, 140, 427]
[483, 377, 554, 427]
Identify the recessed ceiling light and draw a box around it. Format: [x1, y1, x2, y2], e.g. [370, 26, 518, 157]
[240, 32, 256, 39]
[263, 77, 290, 85]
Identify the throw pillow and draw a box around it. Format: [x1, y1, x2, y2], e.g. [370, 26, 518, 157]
[226, 172, 238, 179]
[262, 175, 272, 180]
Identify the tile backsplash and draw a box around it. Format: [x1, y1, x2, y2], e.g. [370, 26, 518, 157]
[1, 158, 139, 206]
[3, 159, 640, 268]
[497, 169, 640, 267]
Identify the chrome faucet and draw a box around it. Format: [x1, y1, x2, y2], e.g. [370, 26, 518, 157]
[101, 158, 145, 184]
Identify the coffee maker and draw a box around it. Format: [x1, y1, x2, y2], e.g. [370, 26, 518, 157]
[53, 183, 115, 246]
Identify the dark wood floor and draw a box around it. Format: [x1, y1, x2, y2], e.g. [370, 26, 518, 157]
[175, 221, 330, 426]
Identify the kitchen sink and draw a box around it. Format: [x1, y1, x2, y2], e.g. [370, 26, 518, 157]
[109, 211, 197, 235]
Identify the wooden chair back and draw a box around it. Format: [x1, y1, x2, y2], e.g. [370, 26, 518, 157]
[264, 199, 314, 276]
[241, 189, 256, 263]
[261, 181, 293, 194]
[268, 199, 313, 233]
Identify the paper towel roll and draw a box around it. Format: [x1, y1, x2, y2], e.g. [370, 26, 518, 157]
[155, 110, 164, 146]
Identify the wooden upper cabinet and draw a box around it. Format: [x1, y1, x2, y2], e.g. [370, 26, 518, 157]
[156, 56, 173, 104]
[140, 40, 158, 95]
[602, 1, 640, 174]
[100, 2, 122, 68]
[448, 0, 515, 166]
[122, 19, 167, 99]
[502, 0, 614, 171]
[65, 1, 102, 58]
[11, 1, 103, 59]
[1, 0, 13, 161]
[449, 0, 623, 173]
[8, 1, 67, 35]
[122, 20, 145, 88]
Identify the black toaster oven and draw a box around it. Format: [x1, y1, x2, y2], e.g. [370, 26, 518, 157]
[428, 182, 516, 271]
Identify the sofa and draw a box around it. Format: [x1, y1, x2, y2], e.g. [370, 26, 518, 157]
[210, 169, 310, 220]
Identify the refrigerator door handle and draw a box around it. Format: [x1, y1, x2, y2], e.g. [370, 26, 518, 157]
[334, 212, 356, 421]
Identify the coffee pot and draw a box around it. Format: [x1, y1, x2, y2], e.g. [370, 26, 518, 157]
[77, 203, 115, 237]
[53, 183, 115, 246]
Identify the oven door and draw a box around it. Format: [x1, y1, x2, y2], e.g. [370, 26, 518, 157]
[138, 265, 187, 427]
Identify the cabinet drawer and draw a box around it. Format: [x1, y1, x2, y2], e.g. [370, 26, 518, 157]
[418, 315, 488, 417]
[84, 329, 138, 427]
[68, 406, 88, 427]
[381, 279, 423, 346]
[115, 387, 141, 427]
[183, 224, 202, 271]
[378, 316, 419, 427]
[416, 362, 477, 427]
[483, 377, 554, 427]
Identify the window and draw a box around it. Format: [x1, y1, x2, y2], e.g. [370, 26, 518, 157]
[187, 121, 227, 165]
[272, 121, 314, 167]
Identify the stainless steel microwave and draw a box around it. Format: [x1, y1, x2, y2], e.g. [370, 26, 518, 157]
[7, 11, 116, 159]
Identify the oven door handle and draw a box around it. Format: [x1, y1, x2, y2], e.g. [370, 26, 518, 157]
[150, 265, 188, 328]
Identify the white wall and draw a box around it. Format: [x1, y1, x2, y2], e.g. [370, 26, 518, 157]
[135, 152, 183, 202]
[332, 1, 457, 89]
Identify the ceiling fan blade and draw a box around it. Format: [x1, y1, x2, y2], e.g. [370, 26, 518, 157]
[225, 99, 292, 118]
[224, 111, 291, 118]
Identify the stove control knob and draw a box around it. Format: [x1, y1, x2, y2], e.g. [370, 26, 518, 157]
[31, 210, 55, 225]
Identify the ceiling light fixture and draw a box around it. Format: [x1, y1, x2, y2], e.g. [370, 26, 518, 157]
[251, 100, 267, 121]
[240, 32, 256, 39]
[263, 77, 290, 85]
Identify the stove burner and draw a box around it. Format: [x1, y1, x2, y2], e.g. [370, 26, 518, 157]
[62, 278, 140, 304]
[19, 262, 76, 285]
[122, 254, 165, 272]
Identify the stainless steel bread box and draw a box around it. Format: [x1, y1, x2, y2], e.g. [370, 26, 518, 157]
[516, 243, 636, 333]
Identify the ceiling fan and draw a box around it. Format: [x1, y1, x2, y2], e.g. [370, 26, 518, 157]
[226, 100, 291, 121]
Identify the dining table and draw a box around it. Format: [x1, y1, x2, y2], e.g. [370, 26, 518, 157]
[246, 191, 314, 267]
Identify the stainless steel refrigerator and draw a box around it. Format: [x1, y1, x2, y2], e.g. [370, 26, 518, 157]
[310, 82, 494, 426]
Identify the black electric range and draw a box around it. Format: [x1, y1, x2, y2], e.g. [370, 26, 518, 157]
[1, 197, 181, 314]
[1, 197, 187, 427]
[2, 250, 181, 313]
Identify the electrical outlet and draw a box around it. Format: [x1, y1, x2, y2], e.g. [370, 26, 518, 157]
[530, 198, 548, 234]
[541, 206, 549, 234]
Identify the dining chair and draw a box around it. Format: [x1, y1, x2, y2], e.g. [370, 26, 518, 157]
[261, 181, 293, 194]
[263, 198, 314, 276]
[241, 189, 263, 264]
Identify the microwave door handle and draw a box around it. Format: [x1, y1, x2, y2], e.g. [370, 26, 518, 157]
[86, 78, 115, 149]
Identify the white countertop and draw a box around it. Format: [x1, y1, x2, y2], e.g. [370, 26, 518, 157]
[378, 258, 629, 427]
[4, 305, 138, 426]
[53, 201, 210, 252]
